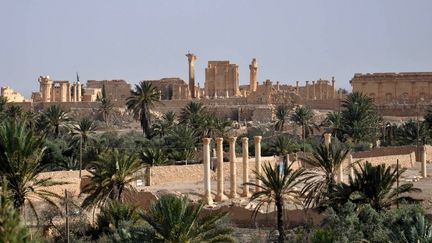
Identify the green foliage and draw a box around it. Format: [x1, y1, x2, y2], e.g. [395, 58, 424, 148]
[395, 119, 428, 146]
[321, 202, 432, 243]
[267, 135, 300, 156]
[311, 228, 333, 243]
[95, 200, 142, 238]
[275, 105, 290, 131]
[322, 111, 344, 140]
[38, 105, 71, 138]
[245, 162, 305, 242]
[0, 95, 7, 112]
[165, 124, 198, 162]
[81, 149, 143, 209]
[0, 119, 66, 217]
[301, 142, 349, 209]
[331, 161, 421, 211]
[126, 81, 160, 137]
[98, 84, 114, 126]
[139, 194, 235, 242]
[0, 179, 34, 243]
[140, 147, 169, 166]
[340, 92, 381, 143]
[290, 106, 317, 139]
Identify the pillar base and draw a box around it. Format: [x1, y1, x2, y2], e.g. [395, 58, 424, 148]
[203, 194, 213, 205]
[215, 194, 227, 202]
[229, 193, 239, 199]
[241, 192, 252, 198]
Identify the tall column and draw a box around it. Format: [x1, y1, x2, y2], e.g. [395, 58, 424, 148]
[67, 83, 71, 102]
[254, 136, 262, 192]
[332, 77, 336, 99]
[296, 81, 300, 95]
[51, 84, 56, 102]
[73, 83, 77, 102]
[77, 81, 82, 102]
[241, 137, 251, 197]
[249, 58, 258, 92]
[186, 52, 197, 98]
[215, 137, 226, 201]
[324, 133, 332, 148]
[229, 137, 238, 198]
[60, 83, 67, 102]
[305, 81, 309, 100]
[422, 145, 427, 178]
[202, 138, 213, 205]
[319, 81, 323, 100]
[312, 81, 316, 100]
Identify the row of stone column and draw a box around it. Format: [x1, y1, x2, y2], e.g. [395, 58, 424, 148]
[305, 79, 336, 100]
[202, 136, 262, 205]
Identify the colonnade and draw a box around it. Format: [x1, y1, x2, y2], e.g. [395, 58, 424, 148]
[202, 136, 263, 204]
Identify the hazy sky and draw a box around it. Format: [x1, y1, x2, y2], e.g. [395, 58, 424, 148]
[1, 0, 431, 97]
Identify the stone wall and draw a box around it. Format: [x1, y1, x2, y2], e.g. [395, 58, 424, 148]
[350, 152, 415, 169]
[148, 156, 283, 186]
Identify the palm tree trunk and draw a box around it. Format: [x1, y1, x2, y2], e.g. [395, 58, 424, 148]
[275, 196, 285, 243]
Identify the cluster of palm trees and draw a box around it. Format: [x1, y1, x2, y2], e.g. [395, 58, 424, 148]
[246, 142, 421, 242]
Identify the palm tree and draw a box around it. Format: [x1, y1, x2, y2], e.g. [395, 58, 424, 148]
[301, 142, 349, 209]
[275, 105, 290, 131]
[245, 163, 305, 242]
[5, 105, 23, 120]
[395, 120, 427, 145]
[39, 105, 70, 138]
[389, 211, 432, 242]
[98, 85, 114, 126]
[72, 117, 98, 177]
[166, 124, 198, 161]
[179, 101, 207, 128]
[340, 92, 381, 143]
[205, 115, 232, 139]
[152, 111, 177, 138]
[0, 119, 66, 218]
[331, 162, 421, 211]
[139, 194, 234, 242]
[0, 178, 33, 242]
[126, 81, 160, 138]
[268, 135, 299, 165]
[291, 106, 316, 151]
[81, 149, 142, 209]
[322, 111, 344, 140]
[95, 200, 142, 238]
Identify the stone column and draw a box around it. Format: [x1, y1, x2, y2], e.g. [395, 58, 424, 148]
[249, 58, 258, 92]
[67, 83, 71, 102]
[229, 137, 238, 198]
[241, 137, 251, 197]
[319, 81, 323, 100]
[60, 83, 67, 102]
[332, 77, 336, 99]
[296, 81, 299, 95]
[422, 145, 427, 178]
[202, 138, 213, 205]
[305, 81, 309, 100]
[215, 137, 226, 201]
[324, 133, 332, 148]
[348, 153, 354, 179]
[77, 81, 82, 102]
[186, 52, 197, 98]
[254, 136, 262, 192]
[312, 81, 316, 100]
[73, 83, 77, 102]
[51, 84, 56, 102]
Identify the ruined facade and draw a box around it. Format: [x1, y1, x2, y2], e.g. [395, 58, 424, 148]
[350, 72, 432, 105]
[0, 86, 26, 102]
[86, 79, 131, 104]
[144, 78, 191, 100]
[205, 61, 240, 98]
[32, 76, 82, 102]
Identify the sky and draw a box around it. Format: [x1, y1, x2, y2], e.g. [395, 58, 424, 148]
[0, 0, 431, 97]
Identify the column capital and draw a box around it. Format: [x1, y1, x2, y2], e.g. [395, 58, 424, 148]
[228, 136, 237, 143]
[216, 137, 223, 144]
[203, 138, 212, 145]
[254, 136, 262, 143]
[241, 137, 249, 142]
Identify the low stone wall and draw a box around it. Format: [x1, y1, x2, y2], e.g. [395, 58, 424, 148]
[148, 156, 283, 186]
[349, 152, 415, 169]
[353, 145, 432, 163]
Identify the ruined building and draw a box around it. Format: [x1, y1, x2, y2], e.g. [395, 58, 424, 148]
[0, 86, 26, 102]
[32, 76, 82, 102]
[204, 61, 240, 98]
[350, 72, 432, 105]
